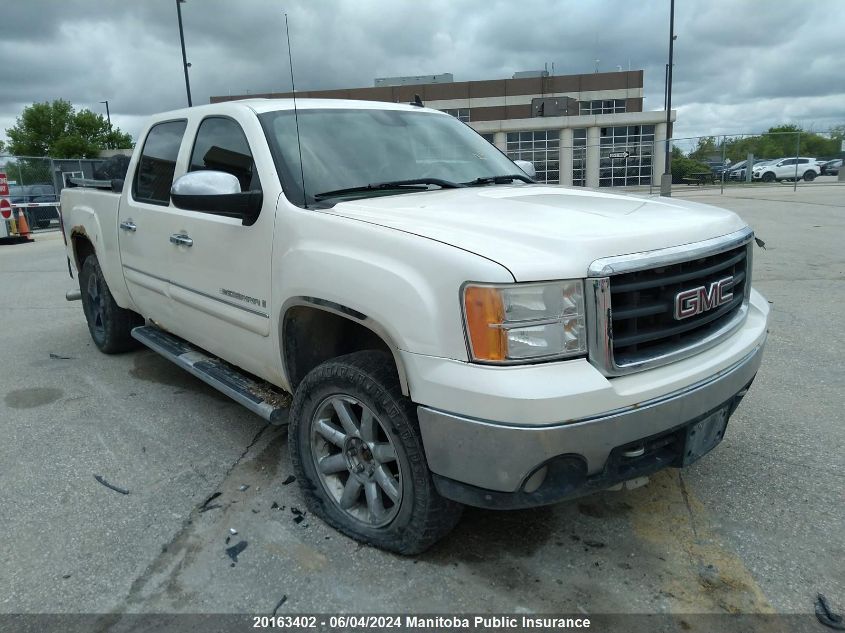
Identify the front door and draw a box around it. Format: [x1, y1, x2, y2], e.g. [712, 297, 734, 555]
[163, 115, 277, 380]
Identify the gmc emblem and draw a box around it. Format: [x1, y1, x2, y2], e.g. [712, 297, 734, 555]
[674, 277, 734, 320]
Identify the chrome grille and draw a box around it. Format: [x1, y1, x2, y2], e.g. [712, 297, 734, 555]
[610, 244, 747, 362]
[587, 228, 754, 375]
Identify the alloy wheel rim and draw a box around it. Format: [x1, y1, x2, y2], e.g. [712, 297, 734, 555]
[309, 395, 402, 527]
[86, 273, 106, 339]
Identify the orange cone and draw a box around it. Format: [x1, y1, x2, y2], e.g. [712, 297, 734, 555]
[15, 208, 32, 240]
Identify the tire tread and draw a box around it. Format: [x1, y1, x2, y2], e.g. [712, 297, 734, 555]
[289, 350, 462, 555]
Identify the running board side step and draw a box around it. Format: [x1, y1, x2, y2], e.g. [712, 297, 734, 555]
[131, 325, 291, 425]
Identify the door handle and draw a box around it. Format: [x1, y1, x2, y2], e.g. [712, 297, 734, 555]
[169, 233, 193, 247]
[119, 219, 137, 232]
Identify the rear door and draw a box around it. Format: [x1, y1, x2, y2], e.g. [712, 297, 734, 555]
[163, 114, 276, 373]
[118, 119, 189, 327]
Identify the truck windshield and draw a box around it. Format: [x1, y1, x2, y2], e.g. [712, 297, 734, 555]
[259, 108, 523, 207]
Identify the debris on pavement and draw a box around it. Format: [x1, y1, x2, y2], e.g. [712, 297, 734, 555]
[816, 594, 845, 630]
[62, 574, 71, 579]
[271, 502, 280, 509]
[251, 509, 259, 514]
[225, 540, 248, 564]
[290, 506, 304, 516]
[229, 528, 238, 535]
[272, 594, 288, 615]
[93, 474, 129, 495]
[293, 515, 304, 524]
[754, 236, 767, 250]
[199, 492, 222, 513]
[238, 484, 250, 491]
[583, 539, 606, 548]
[225, 536, 230, 545]
[49, 353, 74, 360]
[282, 475, 296, 485]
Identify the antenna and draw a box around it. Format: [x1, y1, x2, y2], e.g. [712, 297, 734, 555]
[284, 12, 307, 208]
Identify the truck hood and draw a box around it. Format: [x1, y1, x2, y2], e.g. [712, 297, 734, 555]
[327, 184, 748, 281]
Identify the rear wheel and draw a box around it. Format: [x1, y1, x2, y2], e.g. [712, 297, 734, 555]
[79, 255, 143, 353]
[803, 171, 816, 182]
[761, 172, 776, 183]
[289, 350, 463, 554]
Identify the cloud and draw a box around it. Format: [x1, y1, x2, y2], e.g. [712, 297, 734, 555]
[0, 0, 842, 146]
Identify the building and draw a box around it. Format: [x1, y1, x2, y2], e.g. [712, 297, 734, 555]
[211, 70, 675, 188]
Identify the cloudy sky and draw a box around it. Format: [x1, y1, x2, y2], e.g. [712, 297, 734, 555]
[1, 0, 842, 146]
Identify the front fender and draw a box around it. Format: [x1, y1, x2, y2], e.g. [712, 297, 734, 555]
[274, 208, 514, 362]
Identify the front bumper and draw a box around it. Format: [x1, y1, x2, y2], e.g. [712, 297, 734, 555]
[417, 339, 765, 509]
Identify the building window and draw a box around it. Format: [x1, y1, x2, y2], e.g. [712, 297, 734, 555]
[572, 128, 587, 187]
[442, 108, 471, 123]
[578, 99, 626, 115]
[480, 133, 496, 146]
[598, 124, 655, 187]
[506, 130, 559, 184]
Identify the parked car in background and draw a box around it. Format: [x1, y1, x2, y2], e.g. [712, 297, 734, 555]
[707, 161, 729, 178]
[730, 159, 773, 181]
[820, 158, 841, 175]
[752, 157, 820, 182]
[8, 183, 60, 228]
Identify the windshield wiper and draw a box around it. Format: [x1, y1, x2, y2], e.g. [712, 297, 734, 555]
[464, 174, 535, 186]
[314, 178, 465, 201]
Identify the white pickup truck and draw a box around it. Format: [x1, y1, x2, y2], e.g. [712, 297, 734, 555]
[61, 99, 769, 554]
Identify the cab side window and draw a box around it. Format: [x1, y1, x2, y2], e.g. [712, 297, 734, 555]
[133, 120, 188, 205]
[189, 117, 261, 192]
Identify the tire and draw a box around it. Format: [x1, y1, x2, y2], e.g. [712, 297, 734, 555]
[762, 172, 776, 183]
[803, 171, 816, 182]
[288, 350, 463, 554]
[79, 255, 143, 353]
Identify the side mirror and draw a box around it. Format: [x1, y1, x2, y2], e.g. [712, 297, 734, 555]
[170, 171, 262, 226]
[514, 160, 537, 180]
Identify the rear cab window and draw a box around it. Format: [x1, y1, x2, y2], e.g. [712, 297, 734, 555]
[133, 120, 188, 205]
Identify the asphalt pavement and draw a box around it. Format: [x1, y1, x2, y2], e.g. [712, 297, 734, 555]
[1, 185, 842, 625]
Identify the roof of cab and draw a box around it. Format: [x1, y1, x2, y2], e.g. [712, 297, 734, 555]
[151, 98, 448, 120]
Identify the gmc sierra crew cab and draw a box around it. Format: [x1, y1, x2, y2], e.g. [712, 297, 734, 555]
[61, 99, 769, 554]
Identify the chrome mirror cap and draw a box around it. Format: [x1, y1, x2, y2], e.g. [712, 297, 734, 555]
[171, 170, 240, 196]
[514, 160, 537, 179]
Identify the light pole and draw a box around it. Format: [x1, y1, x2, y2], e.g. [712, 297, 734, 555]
[100, 100, 112, 149]
[661, 0, 676, 196]
[176, 0, 193, 107]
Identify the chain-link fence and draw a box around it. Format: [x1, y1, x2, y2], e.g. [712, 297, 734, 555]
[0, 155, 111, 230]
[665, 130, 844, 192]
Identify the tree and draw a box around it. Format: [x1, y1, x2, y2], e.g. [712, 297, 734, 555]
[670, 146, 711, 183]
[723, 124, 842, 162]
[689, 136, 719, 161]
[5, 99, 133, 158]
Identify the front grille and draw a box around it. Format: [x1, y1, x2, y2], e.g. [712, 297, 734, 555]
[607, 242, 750, 367]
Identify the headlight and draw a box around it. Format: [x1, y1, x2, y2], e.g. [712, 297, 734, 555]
[462, 281, 587, 363]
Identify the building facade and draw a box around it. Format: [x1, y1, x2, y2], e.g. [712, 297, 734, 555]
[211, 70, 675, 188]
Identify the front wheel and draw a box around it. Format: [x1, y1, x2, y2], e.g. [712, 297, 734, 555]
[288, 350, 463, 554]
[79, 255, 143, 353]
[761, 172, 776, 183]
[803, 171, 816, 182]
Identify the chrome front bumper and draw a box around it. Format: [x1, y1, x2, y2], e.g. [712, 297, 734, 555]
[417, 339, 765, 506]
